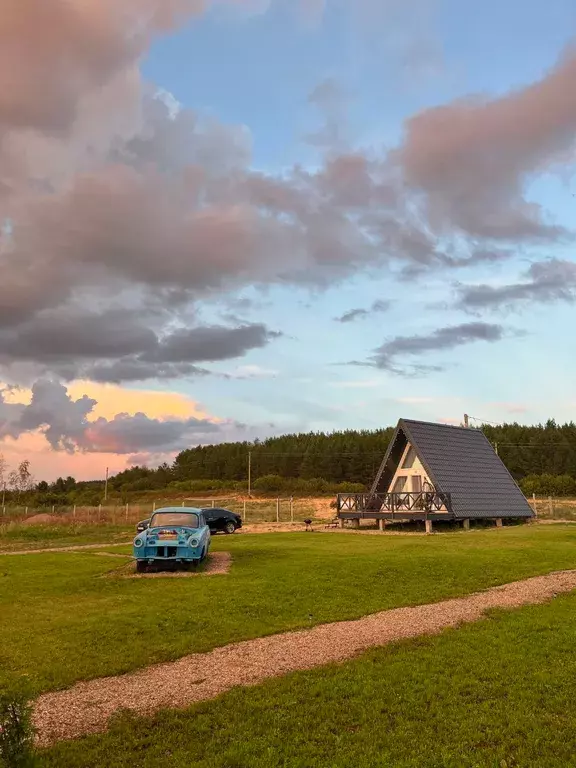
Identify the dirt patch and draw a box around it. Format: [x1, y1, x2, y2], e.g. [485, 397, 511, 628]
[20, 514, 61, 526]
[33, 568, 576, 746]
[105, 551, 231, 579]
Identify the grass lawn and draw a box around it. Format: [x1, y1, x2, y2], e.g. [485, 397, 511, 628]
[2, 525, 576, 699]
[39, 591, 576, 767]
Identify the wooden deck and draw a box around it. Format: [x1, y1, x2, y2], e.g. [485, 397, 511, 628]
[337, 491, 454, 521]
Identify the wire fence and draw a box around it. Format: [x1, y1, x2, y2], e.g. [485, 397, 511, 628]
[0, 496, 335, 527]
[530, 495, 576, 521]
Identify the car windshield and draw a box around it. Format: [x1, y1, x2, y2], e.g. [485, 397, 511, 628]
[150, 512, 200, 528]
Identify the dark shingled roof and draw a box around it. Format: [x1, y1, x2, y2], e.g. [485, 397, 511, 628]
[372, 418, 534, 519]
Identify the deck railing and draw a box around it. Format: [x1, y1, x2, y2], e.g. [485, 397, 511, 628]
[337, 491, 452, 516]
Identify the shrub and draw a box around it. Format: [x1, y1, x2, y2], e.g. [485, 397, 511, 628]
[520, 474, 576, 497]
[0, 692, 36, 767]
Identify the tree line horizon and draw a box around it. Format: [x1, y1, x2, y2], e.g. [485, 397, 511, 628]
[3, 419, 576, 506]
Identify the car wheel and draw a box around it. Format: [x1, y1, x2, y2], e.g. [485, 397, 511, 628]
[224, 520, 236, 534]
[136, 561, 147, 574]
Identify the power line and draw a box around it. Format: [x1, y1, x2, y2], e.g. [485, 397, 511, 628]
[248, 451, 386, 457]
[468, 415, 502, 427]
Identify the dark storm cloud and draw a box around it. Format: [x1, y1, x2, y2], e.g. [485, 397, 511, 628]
[0, 312, 279, 383]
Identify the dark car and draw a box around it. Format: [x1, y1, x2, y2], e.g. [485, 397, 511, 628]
[201, 507, 242, 534]
[136, 507, 242, 535]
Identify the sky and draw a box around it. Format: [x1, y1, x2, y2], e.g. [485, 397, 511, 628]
[1, 0, 576, 482]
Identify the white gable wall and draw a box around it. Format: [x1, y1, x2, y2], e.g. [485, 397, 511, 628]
[387, 442, 448, 512]
[388, 443, 430, 492]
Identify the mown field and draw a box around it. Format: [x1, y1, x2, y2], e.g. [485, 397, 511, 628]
[3, 524, 576, 766]
[41, 591, 576, 767]
[2, 525, 576, 697]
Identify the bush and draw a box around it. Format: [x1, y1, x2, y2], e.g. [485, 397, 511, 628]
[252, 476, 367, 496]
[0, 693, 36, 767]
[520, 474, 576, 497]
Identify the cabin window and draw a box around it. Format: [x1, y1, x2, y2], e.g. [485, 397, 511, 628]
[412, 475, 422, 493]
[392, 476, 407, 492]
[402, 445, 417, 469]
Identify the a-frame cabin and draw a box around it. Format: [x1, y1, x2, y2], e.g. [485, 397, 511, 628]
[337, 418, 534, 530]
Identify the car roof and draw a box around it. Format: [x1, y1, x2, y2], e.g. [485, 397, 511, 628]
[152, 506, 202, 513]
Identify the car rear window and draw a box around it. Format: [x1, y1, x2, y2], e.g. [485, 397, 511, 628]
[150, 512, 200, 528]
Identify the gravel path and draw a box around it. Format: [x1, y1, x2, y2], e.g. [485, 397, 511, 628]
[33, 568, 576, 746]
[0, 542, 131, 556]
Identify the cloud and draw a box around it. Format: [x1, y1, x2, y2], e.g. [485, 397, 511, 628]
[0, 379, 270, 455]
[335, 299, 391, 323]
[0, 306, 279, 382]
[2, 1, 576, 398]
[456, 259, 576, 311]
[397, 47, 576, 241]
[226, 365, 279, 379]
[369, 322, 509, 373]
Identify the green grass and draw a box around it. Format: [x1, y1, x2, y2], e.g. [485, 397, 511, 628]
[0, 524, 132, 552]
[2, 526, 576, 699]
[39, 591, 576, 767]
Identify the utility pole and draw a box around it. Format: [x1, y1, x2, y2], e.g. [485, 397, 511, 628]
[464, 414, 469, 428]
[1, 484, 4, 507]
[104, 467, 109, 502]
[248, 451, 252, 498]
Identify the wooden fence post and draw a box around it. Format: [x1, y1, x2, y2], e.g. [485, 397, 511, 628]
[548, 496, 553, 517]
[276, 498, 280, 523]
[243, 499, 246, 519]
[73, 505, 76, 519]
[290, 497, 294, 524]
[98, 503, 102, 521]
[52, 505, 55, 515]
[532, 493, 537, 517]
[153, 502, 156, 512]
[125, 503, 129, 521]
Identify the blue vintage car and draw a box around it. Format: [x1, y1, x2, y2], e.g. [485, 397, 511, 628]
[133, 506, 211, 572]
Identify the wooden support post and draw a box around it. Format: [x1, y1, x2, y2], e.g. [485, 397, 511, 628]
[496, 518, 503, 528]
[425, 519, 433, 534]
[339, 518, 345, 529]
[351, 518, 360, 529]
[463, 519, 470, 531]
[378, 518, 385, 532]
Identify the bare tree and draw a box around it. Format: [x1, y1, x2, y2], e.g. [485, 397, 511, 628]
[8, 460, 33, 496]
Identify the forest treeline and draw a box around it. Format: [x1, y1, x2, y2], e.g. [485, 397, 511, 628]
[4, 420, 576, 506]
